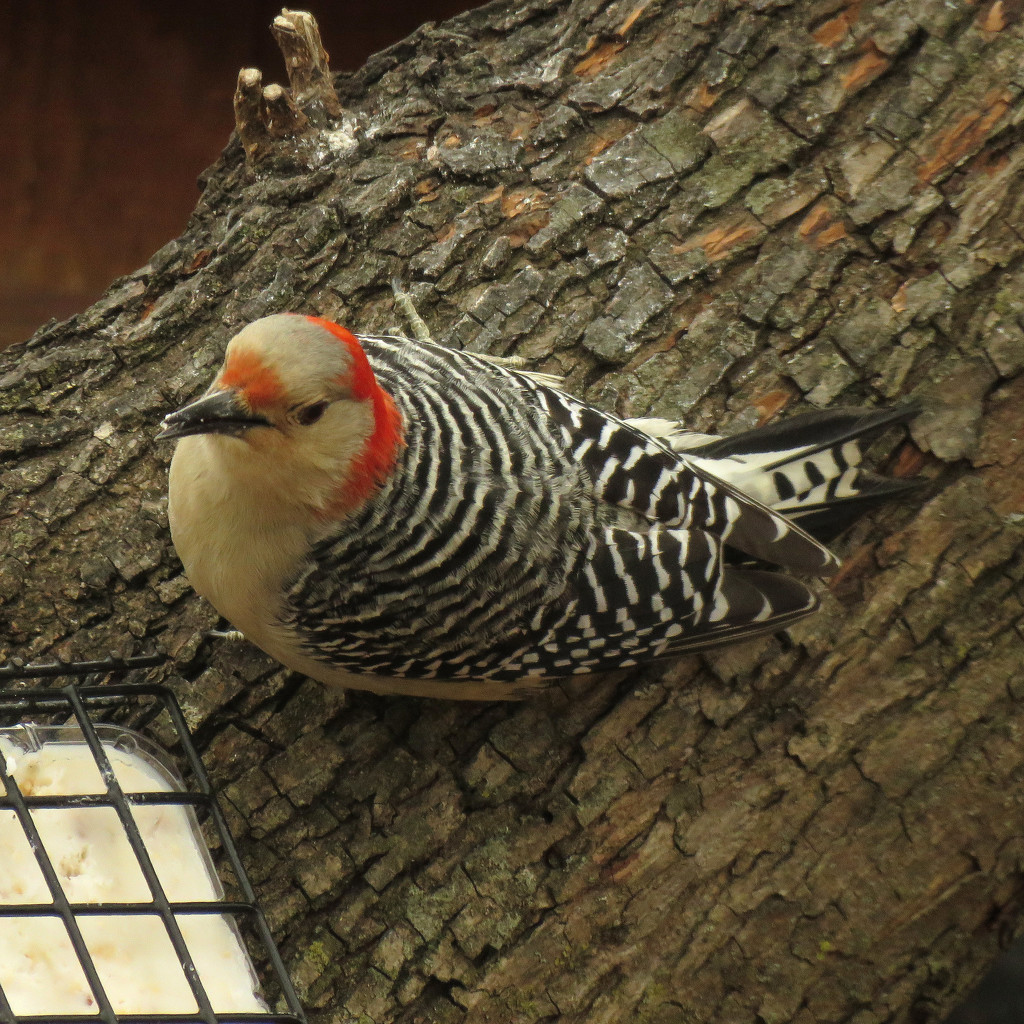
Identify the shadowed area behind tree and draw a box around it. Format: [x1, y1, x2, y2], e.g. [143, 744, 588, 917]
[0, 0, 476, 350]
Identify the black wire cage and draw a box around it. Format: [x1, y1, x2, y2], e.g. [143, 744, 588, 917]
[0, 669, 306, 1024]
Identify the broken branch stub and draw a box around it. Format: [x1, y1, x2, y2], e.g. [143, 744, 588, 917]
[232, 9, 344, 168]
[263, 84, 310, 139]
[233, 67, 269, 164]
[271, 8, 344, 124]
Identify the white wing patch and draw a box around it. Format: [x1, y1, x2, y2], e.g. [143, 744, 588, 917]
[625, 417, 722, 451]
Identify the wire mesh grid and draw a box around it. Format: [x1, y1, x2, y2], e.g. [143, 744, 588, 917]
[0, 673, 307, 1024]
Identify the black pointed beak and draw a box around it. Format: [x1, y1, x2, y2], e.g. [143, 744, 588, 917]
[157, 389, 272, 440]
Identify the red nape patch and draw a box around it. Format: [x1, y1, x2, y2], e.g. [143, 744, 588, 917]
[304, 316, 377, 401]
[306, 316, 404, 515]
[219, 350, 284, 409]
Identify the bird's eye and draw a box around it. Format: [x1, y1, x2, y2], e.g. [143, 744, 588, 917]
[296, 401, 328, 426]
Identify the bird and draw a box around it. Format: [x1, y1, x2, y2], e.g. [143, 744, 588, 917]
[159, 308, 917, 699]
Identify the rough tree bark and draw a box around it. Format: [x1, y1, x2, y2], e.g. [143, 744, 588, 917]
[2, 1, 1023, 1022]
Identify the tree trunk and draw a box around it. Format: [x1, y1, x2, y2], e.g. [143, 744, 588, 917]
[2, 1, 1023, 1022]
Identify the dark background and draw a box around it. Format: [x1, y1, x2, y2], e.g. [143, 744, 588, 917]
[0, 0, 475, 350]
[0, 2, 1019, 1020]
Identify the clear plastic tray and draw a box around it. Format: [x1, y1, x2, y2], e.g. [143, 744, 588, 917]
[0, 723, 268, 1017]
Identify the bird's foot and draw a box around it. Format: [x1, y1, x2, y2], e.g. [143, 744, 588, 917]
[206, 628, 247, 642]
[391, 278, 435, 346]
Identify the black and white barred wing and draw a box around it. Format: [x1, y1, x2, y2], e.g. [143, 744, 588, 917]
[576, 523, 818, 655]
[524, 381, 840, 576]
[657, 405, 920, 542]
[501, 522, 819, 679]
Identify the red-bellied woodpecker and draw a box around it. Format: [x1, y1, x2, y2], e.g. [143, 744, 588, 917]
[160, 309, 917, 699]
